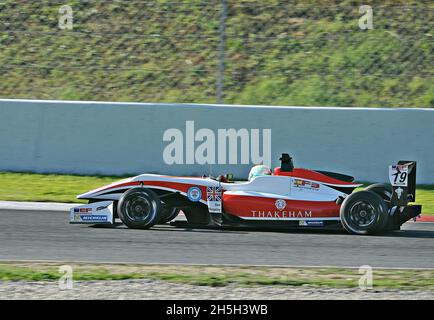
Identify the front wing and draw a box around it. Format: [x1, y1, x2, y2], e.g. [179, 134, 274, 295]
[70, 201, 114, 224]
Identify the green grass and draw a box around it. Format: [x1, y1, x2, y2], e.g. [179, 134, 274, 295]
[0, 1, 432, 107]
[0, 171, 433, 215]
[0, 263, 433, 290]
[414, 186, 434, 217]
[0, 172, 121, 204]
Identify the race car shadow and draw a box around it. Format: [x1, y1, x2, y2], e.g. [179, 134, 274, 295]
[89, 222, 124, 228]
[222, 226, 347, 235]
[153, 226, 250, 235]
[89, 222, 350, 235]
[90, 222, 250, 235]
[379, 229, 434, 239]
[171, 223, 349, 235]
[96, 223, 342, 235]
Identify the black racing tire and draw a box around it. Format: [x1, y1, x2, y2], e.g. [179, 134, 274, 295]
[365, 183, 393, 207]
[117, 188, 161, 229]
[340, 190, 389, 235]
[113, 200, 119, 219]
[158, 206, 180, 224]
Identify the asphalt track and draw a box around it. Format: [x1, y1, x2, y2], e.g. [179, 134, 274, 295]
[0, 209, 433, 268]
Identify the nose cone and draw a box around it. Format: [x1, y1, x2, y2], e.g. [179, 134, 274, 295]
[76, 177, 134, 199]
[76, 190, 95, 199]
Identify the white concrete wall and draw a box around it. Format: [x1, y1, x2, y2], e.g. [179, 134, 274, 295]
[1, 99, 433, 183]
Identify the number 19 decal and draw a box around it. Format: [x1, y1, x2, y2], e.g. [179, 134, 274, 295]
[389, 165, 408, 187]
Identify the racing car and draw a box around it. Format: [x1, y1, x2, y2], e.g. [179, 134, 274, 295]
[70, 153, 421, 235]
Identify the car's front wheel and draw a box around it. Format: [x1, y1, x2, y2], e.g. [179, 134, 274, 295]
[340, 190, 389, 235]
[158, 206, 180, 224]
[117, 188, 161, 229]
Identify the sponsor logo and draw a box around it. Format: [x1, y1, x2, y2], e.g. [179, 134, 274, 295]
[77, 208, 92, 213]
[208, 201, 222, 214]
[395, 187, 404, 199]
[307, 220, 324, 227]
[299, 220, 324, 227]
[96, 205, 109, 211]
[251, 210, 312, 219]
[293, 179, 320, 190]
[80, 215, 108, 222]
[187, 186, 202, 202]
[275, 199, 286, 211]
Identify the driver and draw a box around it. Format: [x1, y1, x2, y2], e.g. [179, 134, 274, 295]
[248, 164, 272, 181]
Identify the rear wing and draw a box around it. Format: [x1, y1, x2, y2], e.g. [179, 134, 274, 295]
[389, 161, 417, 206]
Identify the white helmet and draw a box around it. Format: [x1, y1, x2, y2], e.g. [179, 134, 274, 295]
[248, 165, 272, 181]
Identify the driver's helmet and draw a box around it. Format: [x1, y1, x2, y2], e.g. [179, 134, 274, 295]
[248, 164, 272, 181]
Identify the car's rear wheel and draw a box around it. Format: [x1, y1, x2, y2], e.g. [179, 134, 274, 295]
[340, 190, 389, 235]
[117, 188, 161, 229]
[365, 183, 393, 207]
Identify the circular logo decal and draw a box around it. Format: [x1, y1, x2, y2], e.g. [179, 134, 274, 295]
[187, 186, 202, 202]
[275, 199, 286, 211]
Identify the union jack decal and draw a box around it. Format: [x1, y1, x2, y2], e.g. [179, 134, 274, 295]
[207, 186, 222, 202]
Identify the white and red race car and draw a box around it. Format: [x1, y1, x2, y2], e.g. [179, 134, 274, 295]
[70, 154, 421, 235]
